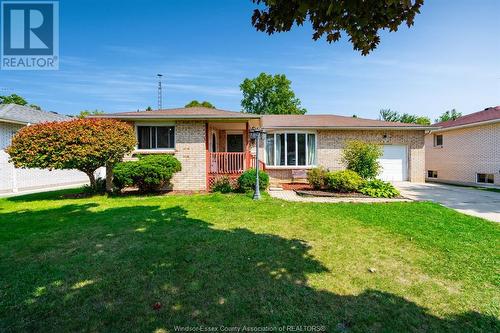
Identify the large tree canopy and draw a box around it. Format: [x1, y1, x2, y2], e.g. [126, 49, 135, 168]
[185, 100, 216, 109]
[78, 109, 105, 119]
[7, 119, 136, 192]
[435, 109, 462, 123]
[379, 109, 430, 125]
[251, 0, 424, 55]
[240, 73, 306, 115]
[0, 93, 41, 110]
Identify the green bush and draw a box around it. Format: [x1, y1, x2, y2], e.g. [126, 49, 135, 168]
[82, 177, 106, 194]
[113, 155, 181, 192]
[211, 176, 233, 193]
[360, 179, 400, 198]
[237, 169, 269, 192]
[307, 167, 328, 189]
[341, 140, 382, 179]
[326, 170, 364, 193]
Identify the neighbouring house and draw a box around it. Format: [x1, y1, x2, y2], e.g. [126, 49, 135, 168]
[93, 107, 435, 191]
[425, 106, 500, 186]
[0, 104, 90, 194]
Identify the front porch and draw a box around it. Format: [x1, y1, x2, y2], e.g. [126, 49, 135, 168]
[206, 121, 264, 189]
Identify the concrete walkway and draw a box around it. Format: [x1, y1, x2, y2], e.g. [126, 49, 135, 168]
[0, 182, 87, 198]
[269, 190, 410, 203]
[395, 182, 500, 222]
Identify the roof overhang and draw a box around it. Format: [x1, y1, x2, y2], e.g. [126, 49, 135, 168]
[90, 115, 261, 121]
[0, 117, 28, 125]
[429, 118, 500, 133]
[264, 126, 439, 131]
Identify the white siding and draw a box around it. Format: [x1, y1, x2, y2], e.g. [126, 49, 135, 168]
[0, 123, 91, 194]
[0, 122, 23, 149]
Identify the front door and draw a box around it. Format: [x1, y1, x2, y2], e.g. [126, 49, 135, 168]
[227, 134, 244, 152]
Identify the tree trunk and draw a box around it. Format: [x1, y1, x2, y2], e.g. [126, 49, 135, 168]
[86, 171, 96, 190]
[105, 163, 113, 194]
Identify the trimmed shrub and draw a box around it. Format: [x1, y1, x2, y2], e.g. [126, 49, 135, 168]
[6, 118, 136, 191]
[113, 155, 181, 192]
[237, 169, 269, 192]
[326, 170, 364, 192]
[306, 167, 328, 189]
[82, 177, 106, 194]
[360, 179, 400, 198]
[212, 176, 233, 193]
[341, 140, 382, 179]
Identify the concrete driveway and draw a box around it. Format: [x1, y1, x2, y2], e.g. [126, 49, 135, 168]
[395, 182, 500, 222]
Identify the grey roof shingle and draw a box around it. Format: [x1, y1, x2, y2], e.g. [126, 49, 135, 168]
[91, 107, 261, 119]
[0, 104, 69, 124]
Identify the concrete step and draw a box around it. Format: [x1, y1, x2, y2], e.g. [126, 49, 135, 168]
[269, 187, 283, 191]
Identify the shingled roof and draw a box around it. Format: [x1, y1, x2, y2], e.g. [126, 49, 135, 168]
[433, 106, 500, 129]
[0, 104, 69, 124]
[93, 107, 436, 129]
[92, 107, 260, 120]
[261, 114, 435, 129]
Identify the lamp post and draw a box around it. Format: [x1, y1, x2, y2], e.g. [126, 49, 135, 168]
[249, 127, 266, 200]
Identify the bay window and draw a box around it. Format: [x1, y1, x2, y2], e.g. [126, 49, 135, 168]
[137, 125, 175, 149]
[265, 132, 316, 166]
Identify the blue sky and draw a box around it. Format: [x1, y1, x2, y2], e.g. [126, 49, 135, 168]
[0, 0, 499, 120]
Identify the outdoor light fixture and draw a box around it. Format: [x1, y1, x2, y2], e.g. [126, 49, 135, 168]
[249, 127, 266, 200]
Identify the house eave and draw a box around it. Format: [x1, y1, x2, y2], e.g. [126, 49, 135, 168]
[429, 118, 500, 133]
[89, 115, 261, 121]
[263, 126, 439, 131]
[0, 117, 29, 125]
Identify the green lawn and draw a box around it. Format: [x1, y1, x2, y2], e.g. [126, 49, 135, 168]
[0, 190, 498, 332]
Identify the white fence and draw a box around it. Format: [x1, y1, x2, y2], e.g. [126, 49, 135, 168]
[0, 150, 92, 194]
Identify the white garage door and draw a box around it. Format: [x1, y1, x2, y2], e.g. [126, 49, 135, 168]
[378, 145, 408, 181]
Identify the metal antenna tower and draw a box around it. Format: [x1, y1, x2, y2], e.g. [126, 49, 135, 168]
[157, 74, 163, 110]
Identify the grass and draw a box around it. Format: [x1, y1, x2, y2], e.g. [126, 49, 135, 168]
[0, 190, 499, 332]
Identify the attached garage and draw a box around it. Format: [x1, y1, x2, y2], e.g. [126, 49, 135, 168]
[378, 145, 408, 181]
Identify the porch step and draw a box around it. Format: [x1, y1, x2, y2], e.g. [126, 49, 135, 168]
[269, 186, 283, 191]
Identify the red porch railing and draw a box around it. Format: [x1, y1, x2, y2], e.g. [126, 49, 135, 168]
[207, 151, 265, 190]
[209, 152, 246, 174]
[250, 154, 266, 171]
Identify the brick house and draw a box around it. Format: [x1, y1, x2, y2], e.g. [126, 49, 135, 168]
[94, 107, 435, 191]
[425, 106, 500, 186]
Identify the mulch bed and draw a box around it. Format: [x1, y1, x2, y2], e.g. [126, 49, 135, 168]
[281, 183, 313, 191]
[295, 190, 372, 198]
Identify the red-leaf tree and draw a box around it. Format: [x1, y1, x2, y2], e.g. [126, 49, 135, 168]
[7, 118, 136, 192]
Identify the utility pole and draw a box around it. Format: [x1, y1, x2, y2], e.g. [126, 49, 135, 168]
[157, 74, 163, 110]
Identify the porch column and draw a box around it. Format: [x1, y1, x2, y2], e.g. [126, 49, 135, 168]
[245, 121, 251, 169]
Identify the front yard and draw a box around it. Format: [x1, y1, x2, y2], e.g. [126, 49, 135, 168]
[0, 190, 498, 332]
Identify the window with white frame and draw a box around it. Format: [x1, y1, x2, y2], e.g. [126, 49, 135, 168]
[137, 125, 175, 149]
[265, 132, 316, 166]
[433, 134, 443, 147]
[476, 173, 494, 184]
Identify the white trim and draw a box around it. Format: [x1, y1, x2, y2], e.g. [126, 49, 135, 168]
[134, 121, 175, 126]
[91, 115, 260, 120]
[134, 149, 175, 154]
[264, 126, 437, 131]
[265, 165, 315, 170]
[476, 173, 495, 184]
[266, 131, 317, 167]
[0, 118, 28, 125]
[433, 134, 443, 148]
